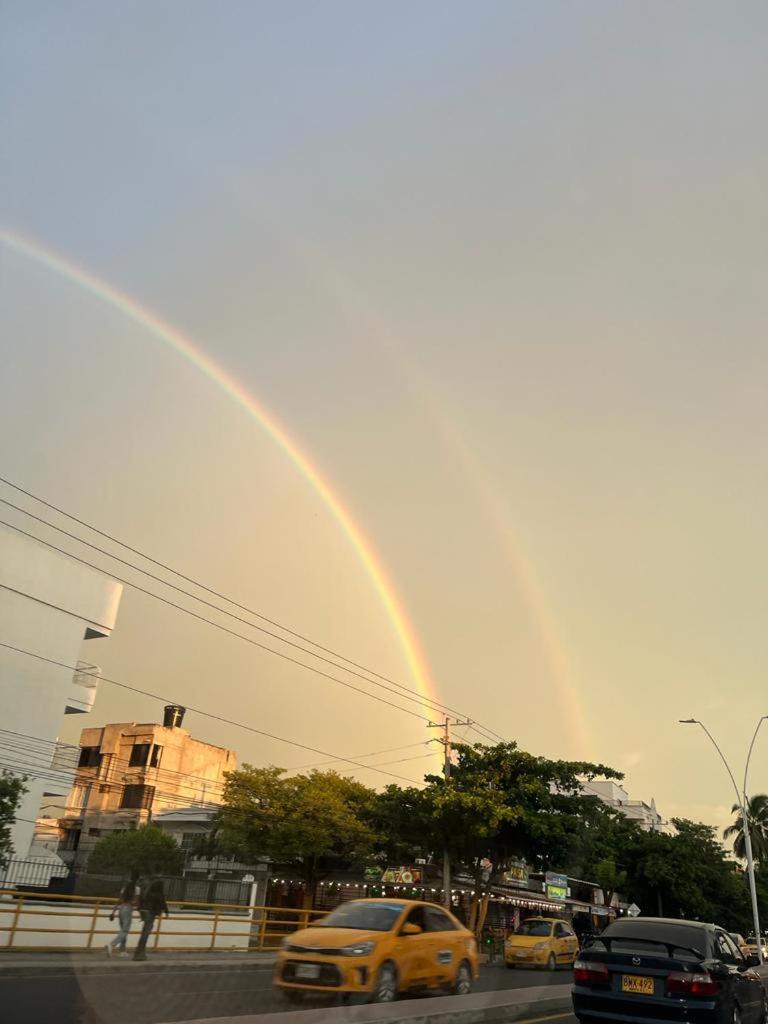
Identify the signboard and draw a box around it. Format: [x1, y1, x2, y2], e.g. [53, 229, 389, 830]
[546, 884, 568, 901]
[503, 859, 529, 887]
[382, 866, 423, 884]
[545, 872, 568, 902]
[627, 903, 641, 918]
[363, 866, 383, 882]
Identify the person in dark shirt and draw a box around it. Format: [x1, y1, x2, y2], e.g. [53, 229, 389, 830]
[132, 879, 170, 961]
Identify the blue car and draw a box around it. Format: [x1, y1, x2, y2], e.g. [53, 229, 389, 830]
[572, 917, 767, 1024]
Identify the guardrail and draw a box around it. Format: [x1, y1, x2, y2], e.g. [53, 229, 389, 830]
[0, 890, 326, 952]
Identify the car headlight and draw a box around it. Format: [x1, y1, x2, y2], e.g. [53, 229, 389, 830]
[533, 941, 549, 950]
[339, 940, 376, 957]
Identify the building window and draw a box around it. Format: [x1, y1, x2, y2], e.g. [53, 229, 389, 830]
[78, 746, 101, 768]
[179, 832, 200, 853]
[87, 827, 101, 837]
[120, 784, 155, 810]
[129, 743, 151, 767]
[150, 745, 162, 768]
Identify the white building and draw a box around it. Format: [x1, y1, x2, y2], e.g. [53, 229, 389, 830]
[584, 780, 665, 832]
[0, 525, 122, 870]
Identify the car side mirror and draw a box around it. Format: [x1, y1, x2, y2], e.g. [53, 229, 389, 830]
[743, 955, 761, 969]
[401, 923, 422, 936]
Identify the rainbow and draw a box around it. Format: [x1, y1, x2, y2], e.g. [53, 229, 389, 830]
[1, 226, 446, 768]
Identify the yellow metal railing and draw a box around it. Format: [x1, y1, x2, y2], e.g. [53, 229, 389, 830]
[0, 890, 327, 953]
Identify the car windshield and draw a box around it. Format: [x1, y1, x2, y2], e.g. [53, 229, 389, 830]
[516, 921, 552, 937]
[317, 902, 405, 932]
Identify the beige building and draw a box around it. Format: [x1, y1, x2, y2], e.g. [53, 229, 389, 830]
[59, 707, 236, 868]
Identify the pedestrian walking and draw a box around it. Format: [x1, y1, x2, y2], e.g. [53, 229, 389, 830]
[132, 879, 170, 961]
[105, 880, 135, 958]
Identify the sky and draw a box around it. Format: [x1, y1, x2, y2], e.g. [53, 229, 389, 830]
[2, 1, 767, 837]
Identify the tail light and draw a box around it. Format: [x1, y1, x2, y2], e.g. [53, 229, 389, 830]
[574, 959, 610, 986]
[667, 971, 719, 997]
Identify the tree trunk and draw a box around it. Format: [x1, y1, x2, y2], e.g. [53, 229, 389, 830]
[475, 892, 491, 939]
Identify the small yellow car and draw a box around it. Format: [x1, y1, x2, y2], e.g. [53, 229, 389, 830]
[274, 898, 479, 1002]
[504, 916, 579, 970]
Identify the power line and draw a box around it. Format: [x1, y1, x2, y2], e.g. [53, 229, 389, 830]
[0, 728, 227, 794]
[0, 728, 433, 791]
[0, 518, 432, 725]
[0, 477, 504, 744]
[0, 642, 427, 787]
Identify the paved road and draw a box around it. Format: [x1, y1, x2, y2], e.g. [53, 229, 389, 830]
[1, 962, 573, 1024]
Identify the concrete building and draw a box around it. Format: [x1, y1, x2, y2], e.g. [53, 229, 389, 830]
[584, 780, 665, 832]
[59, 709, 236, 868]
[0, 525, 122, 867]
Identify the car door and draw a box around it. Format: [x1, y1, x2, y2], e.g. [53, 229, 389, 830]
[715, 930, 763, 1023]
[394, 906, 429, 989]
[555, 921, 578, 964]
[424, 906, 461, 985]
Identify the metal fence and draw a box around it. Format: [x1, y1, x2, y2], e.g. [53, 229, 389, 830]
[0, 859, 71, 892]
[0, 889, 326, 952]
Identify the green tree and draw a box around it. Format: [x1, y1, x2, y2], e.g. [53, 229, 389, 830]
[87, 826, 184, 878]
[724, 795, 768, 864]
[617, 819, 750, 930]
[214, 767, 378, 904]
[374, 741, 622, 932]
[0, 772, 27, 871]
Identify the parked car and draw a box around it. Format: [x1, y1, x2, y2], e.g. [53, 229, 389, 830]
[505, 916, 579, 970]
[572, 916, 766, 1023]
[274, 898, 479, 1003]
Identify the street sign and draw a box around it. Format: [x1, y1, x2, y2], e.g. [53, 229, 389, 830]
[627, 903, 641, 918]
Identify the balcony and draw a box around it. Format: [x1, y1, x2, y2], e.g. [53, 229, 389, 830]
[42, 740, 78, 798]
[65, 662, 101, 715]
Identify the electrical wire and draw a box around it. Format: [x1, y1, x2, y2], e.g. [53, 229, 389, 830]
[0, 642, 427, 786]
[0, 518, 436, 725]
[0, 475, 504, 743]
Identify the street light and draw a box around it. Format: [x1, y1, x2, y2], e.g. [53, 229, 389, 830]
[679, 717, 767, 964]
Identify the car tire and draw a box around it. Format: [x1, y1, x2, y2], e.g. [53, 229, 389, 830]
[505, 961, 516, 969]
[281, 990, 303, 1005]
[731, 1005, 742, 1024]
[371, 962, 398, 1003]
[453, 960, 472, 996]
[546, 953, 557, 971]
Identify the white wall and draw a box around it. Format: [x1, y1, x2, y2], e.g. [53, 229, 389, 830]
[0, 527, 122, 861]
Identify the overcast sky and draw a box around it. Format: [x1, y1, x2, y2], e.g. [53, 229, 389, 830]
[2, 1, 767, 834]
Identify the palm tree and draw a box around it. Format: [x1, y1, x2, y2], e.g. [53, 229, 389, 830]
[724, 794, 768, 864]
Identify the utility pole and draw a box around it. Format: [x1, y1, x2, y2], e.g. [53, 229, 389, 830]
[429, 716, 472, 909]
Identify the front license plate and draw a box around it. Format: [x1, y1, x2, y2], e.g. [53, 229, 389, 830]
[621, 974, 654, 995]
[295, 964, 320, 980]
[516, 951, 530, 958]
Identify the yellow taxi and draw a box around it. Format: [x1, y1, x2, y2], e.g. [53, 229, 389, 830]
[504, 916, 579, 970]
[274, 898, 479, 1003]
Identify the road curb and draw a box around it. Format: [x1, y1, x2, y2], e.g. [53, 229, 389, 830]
[169, 984, 573, 1024]
[0, 957, 275, 978]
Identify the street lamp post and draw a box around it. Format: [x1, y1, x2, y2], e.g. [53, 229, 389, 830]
[679, 717, 767, 964]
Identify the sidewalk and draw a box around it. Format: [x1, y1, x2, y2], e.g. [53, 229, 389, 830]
[0, 949, 277, 977]
[168, 984, 573, 1024]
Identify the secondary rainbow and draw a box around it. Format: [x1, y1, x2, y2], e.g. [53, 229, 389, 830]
[1, 226, 445, 764]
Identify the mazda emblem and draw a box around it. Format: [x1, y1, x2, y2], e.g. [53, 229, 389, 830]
[632, 956, 641, 966]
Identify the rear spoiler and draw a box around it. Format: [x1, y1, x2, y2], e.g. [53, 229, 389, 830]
[583, 935, 705, 960]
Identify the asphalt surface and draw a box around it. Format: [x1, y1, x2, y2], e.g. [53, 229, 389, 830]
[1, 961, 573, 1024]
